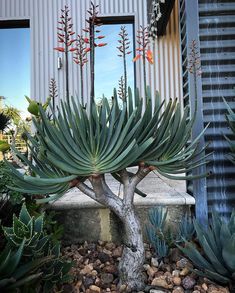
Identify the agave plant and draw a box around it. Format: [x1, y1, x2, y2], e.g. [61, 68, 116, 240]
[223, 97, 235, 164]
[180, 211, 235, 289]
[7, 88, 208, 290]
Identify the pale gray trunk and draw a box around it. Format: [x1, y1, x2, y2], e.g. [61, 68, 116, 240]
[118, 206, 145, 291]
[77, 168, 151, 291]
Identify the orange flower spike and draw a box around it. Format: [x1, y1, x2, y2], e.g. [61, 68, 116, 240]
[146, 50, 154, 64]
[133, 54, 141, 62]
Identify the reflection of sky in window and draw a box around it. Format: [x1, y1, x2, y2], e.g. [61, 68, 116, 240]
[0, 28, 30, 118]
[95, 24, 134, 100]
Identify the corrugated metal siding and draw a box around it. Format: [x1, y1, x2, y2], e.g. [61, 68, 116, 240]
[0, 0, 182, 105]
[179, 0, 208, 223]
[150, 0, 183, 104]
[199, 0, 235, 217]
[179, 0, 235, 218]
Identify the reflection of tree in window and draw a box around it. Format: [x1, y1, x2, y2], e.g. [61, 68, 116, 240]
[0, 27, 30, 119]
[95, 23, 134, 100]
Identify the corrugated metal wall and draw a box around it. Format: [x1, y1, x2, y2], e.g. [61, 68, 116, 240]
[0, 0, 182, 105]
[179, 0, 235, 218]
[150, 0, 183, 104]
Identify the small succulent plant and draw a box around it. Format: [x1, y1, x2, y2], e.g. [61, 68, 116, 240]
[146, 206, 170, 259]
[3, 203, 47, 257]
[146, 206, 195, 259]
[180, 211, 235, 289]
[2, 204, 72, 291]
[0, 238, 51, 291]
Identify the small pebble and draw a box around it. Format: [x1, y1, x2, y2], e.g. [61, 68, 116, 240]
[172, 286, 185, 293]
[151, 257, 159, 267]
[202, 283, 208, 291]
[182, 276, 196, 290]
[173, 276, 182, 286]
[62, 242, 229, 293]
[89, 285, 101, 293]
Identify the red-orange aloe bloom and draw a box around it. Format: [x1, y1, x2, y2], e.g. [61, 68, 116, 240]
[133, 54, 141, 62]
[146, 50, 154, 64]
[133, 49, 154, 64]
[133, 26, 154, 65]
[54, 6, 76, 53]
[97, 43, 107, 47]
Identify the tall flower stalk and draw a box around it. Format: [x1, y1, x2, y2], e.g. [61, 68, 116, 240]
[73, 35, 90, 106]
[133, 26, 154, 99]
[118, 76, 125, 100]
[84, 2, 107, 102]
[187, 40, 202, 116]
[49, 78, 58, 112]
[117, 26, 132, 101]
[54, 5, 76, 102]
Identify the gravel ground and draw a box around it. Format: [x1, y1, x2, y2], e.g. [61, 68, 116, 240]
[61, 241, 231, 293]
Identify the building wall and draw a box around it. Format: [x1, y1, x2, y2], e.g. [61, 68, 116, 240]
[179, 0, 235, 218]
[0, 0, 182, 105]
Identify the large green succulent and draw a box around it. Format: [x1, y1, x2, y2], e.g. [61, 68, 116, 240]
[180, 211, 235, 287]
[7, 87, 209, 203]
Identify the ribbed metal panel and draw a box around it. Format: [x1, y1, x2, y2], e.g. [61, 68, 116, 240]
[150, 0, 183, 104]
[199, 0, 235, 217]
[0, 0, 182, 105]
[179, 0, 235, 218]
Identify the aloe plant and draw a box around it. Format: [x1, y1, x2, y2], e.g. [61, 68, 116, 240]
[180, 211, 235, 290]
[146, 207, 195, 259]
[7, 87, 208, 290]
[2, 204, 72, 291]
[3, 203, 48, 257]
[0, 239, 51, 291]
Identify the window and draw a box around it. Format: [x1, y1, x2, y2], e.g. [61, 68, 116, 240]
[95, 18, 135, 100]
[0, 20, 30, 118]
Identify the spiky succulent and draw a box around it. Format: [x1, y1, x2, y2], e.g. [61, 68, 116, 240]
[2, 204, 72, 290]
[180, 211, 235, 287]
[0, 240, 50, 291]
[3, 203, 47, 257]
[7, 87, 209, 203]
[146, 206, 170, 258]
[177, 213, 195, 242]
[146, 207, 195, 259]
